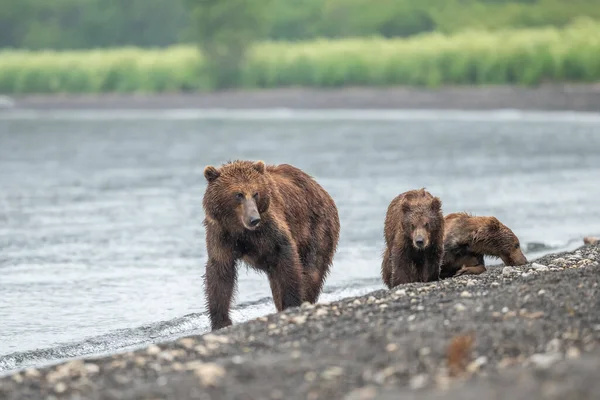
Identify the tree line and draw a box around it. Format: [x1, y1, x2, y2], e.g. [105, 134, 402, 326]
[1, 0, 598, 50]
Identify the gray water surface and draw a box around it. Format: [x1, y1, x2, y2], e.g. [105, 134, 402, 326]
[1, 109, 599, 372]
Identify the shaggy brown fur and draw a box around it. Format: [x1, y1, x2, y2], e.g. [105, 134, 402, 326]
[202, 160, 340, 331]
[439, 212, 528, 279]
[381, 188, 444, 288]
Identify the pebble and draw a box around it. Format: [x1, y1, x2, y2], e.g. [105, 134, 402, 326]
[386, 343, 398, 352]
[54, 382, 67, 394]
[407, 314, 416, 322]
[466, 280, 476, 287]
[146, 345, 161, 355]
[502, 266, 516, 275]
[186, 362, 226, 387]
[322, 366, 344, 380]
[501, 307, 510, 313]
[367, 296, 376, 304]
[546, 338, 562, 353]
[268, 324, 277, 329]
[379, 304, 388, 309]
[232, 355, 244, 365]
[24, 368, 40, 378]
[537, 289, 546, 296]
[566, 347, 581, 359]
[353, 299, 362, 306]
[178, 338, 196, 349]
[304, 371, 317, 382]
[395, 289, 407, 296]
[454, 303, 466, 312]
[409, 374, 429, 390]
[315, 309, 328, 317]
[291, 315, 307, 325]
[531, 263, 549, 271]
[530, 353, 562, 369]
[460, 291, 473, 298]
[84, 363, 100, 375]
[203, 334, 230, 344]
[467, 356, 488, 373]
[491, 281, 500, 287]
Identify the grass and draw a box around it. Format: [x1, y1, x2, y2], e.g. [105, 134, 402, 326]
[1, 18, 599, 94]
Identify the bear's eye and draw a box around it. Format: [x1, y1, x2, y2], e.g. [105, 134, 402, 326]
[253, 192, 259, 200]
[424, 222, 429, 228]
[515, 243, 520, 249]
[235, 193, 244, 201]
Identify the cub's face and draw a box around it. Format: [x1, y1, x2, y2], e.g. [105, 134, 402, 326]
[473, 218, 528, 266]
[203, 161, 271, 232]
[401, 196, 443, 250]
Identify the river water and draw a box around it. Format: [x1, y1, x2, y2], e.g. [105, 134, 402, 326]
[1, 108, 599, 373]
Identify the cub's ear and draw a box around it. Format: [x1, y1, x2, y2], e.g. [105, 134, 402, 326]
[401, 201, 411, 214]
[253, 160, 266, 174]
[204, 165, 220, 183]
[430, 197, 442, 212]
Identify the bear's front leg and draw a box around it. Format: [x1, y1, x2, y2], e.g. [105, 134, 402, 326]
[204, 247, 237, 331]
[268, 241, 303, 311]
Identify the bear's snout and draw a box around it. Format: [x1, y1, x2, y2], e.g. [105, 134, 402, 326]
[249, 216, 261, 227]
[241, 198, 261, 231]
[412, 229, 429, 250]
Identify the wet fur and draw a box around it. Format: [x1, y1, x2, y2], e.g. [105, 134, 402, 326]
[202, 160, 340, 331]
[381, 189, 444, 288]
[439, 212, 527, 279]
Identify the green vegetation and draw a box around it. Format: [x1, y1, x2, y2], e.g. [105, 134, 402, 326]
[1, 0, 600, 50]
[1, 19, 599, 94]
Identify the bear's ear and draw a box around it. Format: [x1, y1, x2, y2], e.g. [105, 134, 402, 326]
[430, 197, 442, 212]
[204, 165, 220, 183]
[401, 201, 411, 214]
[488, 217, 501, 231]
[253, 160, 266, 174]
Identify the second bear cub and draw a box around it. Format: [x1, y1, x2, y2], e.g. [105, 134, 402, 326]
[381, 188, 444, 288]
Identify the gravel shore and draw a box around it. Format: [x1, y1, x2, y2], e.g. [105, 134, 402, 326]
[1, 243, 599, 399]
[3, 84, 600, 111]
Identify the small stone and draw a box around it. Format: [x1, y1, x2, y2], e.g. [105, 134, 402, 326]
[521, 272, 532, 279]
[84, 363, 100, 375]
[454, 303, 466, 312]
[194, 345, 208, 355]
[467, 356, 488, 373]
[301, 302, 314, 309]
[419, 347, 431, 357]
[315, 309, 328, 317]
[553, 258, 567, 265]
[460, 291, 472, 298]
[11, 374, 23, 383]
[268, 324, 277, 330]
[304, 371, 317, 382]
[322, 366, 344, 380]
[257, 316, 269, 322]
[232, 356, 244, 365]
[566, 347, 581, 359]
[395, 289, 407, 296]
[353, 299, 362, 306]
[538, 289, 546, 296]
[409, 374, 429, 390]
[491, 282, 500, 287]
[407, 314, 416, 322]
[147, 344, 161, 355]
[379, 304, 388, 309]
[502, 307, 510, 313]
[531, 263, 549, 271]
[54, 382, 67, 394]
[158, 351, 174, 362]
[466, 280, 476, 287]
[24, 368, 41, 378]
[157, 376, 168, 386]
[291, 350, 302, 359]
[290, 315, 307, 325]
[530, 353, 562, 369]
[187, 362, 226, 387]
[546, 338, 562, 353]
[367, 296, 376, 304]
[203, 334, 230, 344]
[502, 266, 516, 275]
[178, 338, 196, 349]
[386, 343, 398, 352]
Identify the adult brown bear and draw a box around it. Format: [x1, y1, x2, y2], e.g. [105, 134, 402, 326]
[202, 160, 340, 331]
[381, 188, 444, 288]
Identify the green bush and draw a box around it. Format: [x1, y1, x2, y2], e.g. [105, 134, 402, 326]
[1, 19, 599, 94]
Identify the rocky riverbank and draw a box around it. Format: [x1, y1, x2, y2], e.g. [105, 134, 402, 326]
[1, 243, 599, 399]
[3, 84, 600, 111]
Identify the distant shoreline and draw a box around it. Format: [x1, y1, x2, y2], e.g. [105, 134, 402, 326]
[3, 84, 600, 112]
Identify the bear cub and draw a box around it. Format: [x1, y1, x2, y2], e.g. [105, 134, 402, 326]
[439, 212, 528, 279]
[381, 188, 444, 288]
[202, 160, 340, 331]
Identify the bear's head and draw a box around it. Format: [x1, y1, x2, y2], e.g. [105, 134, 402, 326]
[202, 160, 271, 232]
[472, 217, 528, 266]
[401, 189, 443, 250]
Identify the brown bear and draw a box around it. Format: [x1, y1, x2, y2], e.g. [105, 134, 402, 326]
[202, 160, 340, 331]
[381, 188, 444, 288]
[439, 212, 528, 279]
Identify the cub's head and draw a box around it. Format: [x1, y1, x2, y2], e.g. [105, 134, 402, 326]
[473, 217, 527, 266]
[401, 189, 443, 250]
[202, 160, 271, 232]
